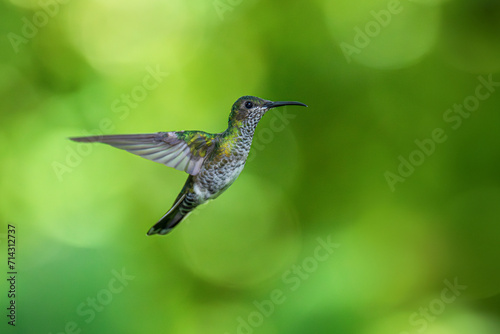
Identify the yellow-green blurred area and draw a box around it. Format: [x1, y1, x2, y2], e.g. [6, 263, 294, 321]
[1, 0, 500, 333]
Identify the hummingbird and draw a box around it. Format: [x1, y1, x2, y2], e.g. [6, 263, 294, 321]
[70, 96, 307, 235]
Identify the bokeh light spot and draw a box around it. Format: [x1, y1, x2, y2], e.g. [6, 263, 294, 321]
[178, 174, 301, 288]
[325, 0, 440, 69]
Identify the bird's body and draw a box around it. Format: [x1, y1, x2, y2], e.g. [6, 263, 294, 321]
[71, 96, 307, 235]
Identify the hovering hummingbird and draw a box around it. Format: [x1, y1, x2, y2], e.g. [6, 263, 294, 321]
[70, 96, 307, 235]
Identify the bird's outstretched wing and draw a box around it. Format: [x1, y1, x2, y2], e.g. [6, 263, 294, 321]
[70, 131, 217, 175]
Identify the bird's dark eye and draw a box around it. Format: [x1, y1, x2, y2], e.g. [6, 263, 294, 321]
[245, 101, 253, 109]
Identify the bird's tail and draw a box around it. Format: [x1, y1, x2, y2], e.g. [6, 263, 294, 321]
[147, 194, 190, 236]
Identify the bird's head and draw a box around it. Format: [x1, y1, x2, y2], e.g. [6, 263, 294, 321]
[228, 96, 307, 125]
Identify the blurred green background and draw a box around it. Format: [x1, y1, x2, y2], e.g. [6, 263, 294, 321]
[1, 0, 500, 333]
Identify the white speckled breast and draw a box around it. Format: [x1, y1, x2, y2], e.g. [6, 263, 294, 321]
[192, 114, 263, 202]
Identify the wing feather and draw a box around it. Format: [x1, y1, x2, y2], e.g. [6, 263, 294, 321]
[69, 131, 216, 175]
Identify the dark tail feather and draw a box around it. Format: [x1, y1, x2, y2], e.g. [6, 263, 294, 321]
[147, 194, 188, 236]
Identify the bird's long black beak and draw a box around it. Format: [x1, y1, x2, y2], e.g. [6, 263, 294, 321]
[264, 100, 308, 109]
